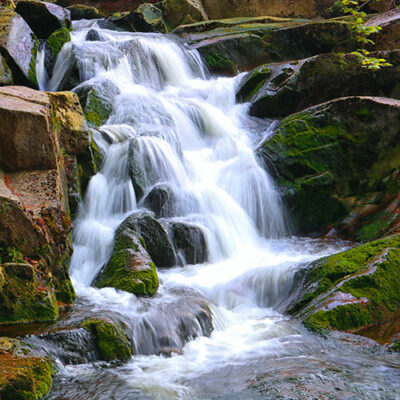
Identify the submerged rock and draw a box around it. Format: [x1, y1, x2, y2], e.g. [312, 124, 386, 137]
[260, 96, 400, 239]
[81, 318, 132, 361]
[0, 7, 39, 86]
[95, 227, 159, 296]
[0, 337, 53, 399]
[289, 235, 400, 336]
[16, 0, 71, 39]
[238, 50, 400, 118]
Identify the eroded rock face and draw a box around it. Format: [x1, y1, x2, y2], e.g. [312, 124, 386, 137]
[0, 86, 97, 324]
[289, 235, 400, 336]
[16, 0, 71, 39]
[260, 96, 400, 240]
[0, 7, 38, 86]
[238, 51, 400, 119]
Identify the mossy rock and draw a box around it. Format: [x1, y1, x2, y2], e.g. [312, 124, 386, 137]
[290, 235, 400, 335]
[0, 337, 53, 400]
[67, 4, 103, 20]
[95, 226, 159, 296]
[0, 55, 13, 86]
[161, 0, 207, 31]
[81, 318, 132, 361]
[74, 79, 120, 127]
[45, 27, 71, 74]
[260, 96, 400, 236]
[131, 3, 167, 33]
[0, 263, 59, 325]
[237, 51, 400, 118]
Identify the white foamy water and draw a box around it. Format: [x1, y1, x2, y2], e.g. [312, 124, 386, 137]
[40, 21, 400, 400]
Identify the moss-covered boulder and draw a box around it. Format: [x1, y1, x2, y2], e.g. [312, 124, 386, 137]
[260, 96, 400, 238]
[131, 3, 167, 32]
[0, 337, 53, 400]
[81, 318, 132, 361]
[181, 18, 356, 75]
[0, 7, 39, 87]
[45, 27, 71, 74]
[74, 78, 120, 127]
[15, 0, 71, 39]
[161, 0, 208, 31]
[238, 50, 400, 118]
[67, 4, 104, 20]
[289, 235, 400, 336]
[0, 262, 59, 324]
[118, 211, 176, 269]
[95, 222, 159, 295]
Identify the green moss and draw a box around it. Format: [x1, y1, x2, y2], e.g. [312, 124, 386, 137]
[28, 39, 38, 87]
[204, 51, 235, 75]
[46, 27, 71, 58]
[81, 318, 132, 361]
[0, 352, 53, 400]
[0, 264, 59, 324]
[84, 91, 111, 127]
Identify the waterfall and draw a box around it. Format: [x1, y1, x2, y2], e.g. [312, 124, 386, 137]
[36, 42, 49, 91]
[43, 21, 384, 400]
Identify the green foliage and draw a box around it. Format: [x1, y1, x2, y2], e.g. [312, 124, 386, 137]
[336, 0, 392, 69]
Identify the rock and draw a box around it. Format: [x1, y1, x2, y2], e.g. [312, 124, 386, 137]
[67, 4, 103, 20]
[0, 87, 57, 172]
[95, 223, 159, 296]
[16, 0, 71, 39]
[0, 337, 53, 399]
[289, 235, 400, 337]
[86, 28, 101, 41]
[0, 262, 59, 324]
[0, 86, 96, 323]
[202, 0, 334, 20]
[368, 9, 400, 51]
[81, 318, 132, 361]
[130, 3, 166, 32]
[141, 183, 199, 218]
[0, 7, 39, 86]
[182, 18, 356, 75]
[161, 0, 208, 30]
[260, 96, 400, 238]
[45, 27, 71, 73]
[168, 221, 208, 264]
[238, 51, 400, 119]
[118, 211, 176, 269]
[0, 56, 13, 86]
[74, 78, 120, 127]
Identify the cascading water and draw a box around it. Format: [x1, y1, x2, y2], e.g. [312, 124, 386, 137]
[33, 20, 400, 400]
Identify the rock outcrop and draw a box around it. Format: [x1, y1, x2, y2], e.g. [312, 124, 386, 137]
[260, 96, 400, 240]
[290, 235, 400, 336]
[0, 86, 97, 324]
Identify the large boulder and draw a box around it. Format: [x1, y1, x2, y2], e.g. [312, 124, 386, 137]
[0, 7, 38, 86]
[0, 337, 53, 399]
[289, 235, 400, 338]
[161, 0, 208, 30]
[260, 96, 400, 240]
[238, 50, 400, 118]
[15, 0, 71, 39]
[180, 18, 356, 75]
[95, 222, 159, 296]
[118, 211, 176, 269]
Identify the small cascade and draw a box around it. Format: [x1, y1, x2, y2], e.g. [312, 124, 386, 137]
[36, 42, 49, 91]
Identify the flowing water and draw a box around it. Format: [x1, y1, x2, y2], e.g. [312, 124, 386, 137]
[31, 21, 400, 399]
